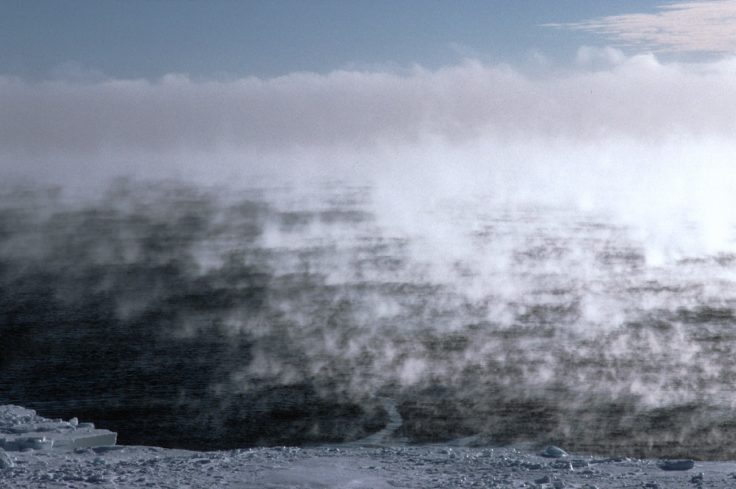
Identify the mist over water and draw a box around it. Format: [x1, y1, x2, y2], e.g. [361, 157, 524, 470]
[2, 170, 736, 459]
[4, 53, 736, 459]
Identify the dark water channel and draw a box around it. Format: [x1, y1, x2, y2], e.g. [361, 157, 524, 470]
[3, 181, 736, 459]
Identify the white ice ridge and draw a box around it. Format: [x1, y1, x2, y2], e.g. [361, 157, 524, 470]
[0, 405, 117, 451]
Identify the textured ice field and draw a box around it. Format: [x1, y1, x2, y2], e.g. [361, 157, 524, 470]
[2, 404, 733, 489]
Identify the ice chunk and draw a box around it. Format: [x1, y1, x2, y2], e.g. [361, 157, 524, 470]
[658, 459, 695, 471]
[0, 405, 116, 451]
[0, 448, 13, 469]
[15, 436, 54, 450]
[540, 445, 568, 458]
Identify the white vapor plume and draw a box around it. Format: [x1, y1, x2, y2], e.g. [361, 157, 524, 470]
[2, 51, 736, 257]
[6, 50, 736, 455]
[3, 52, 736, 156]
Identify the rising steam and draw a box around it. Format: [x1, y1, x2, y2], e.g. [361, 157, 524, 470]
[3, 51, 736, 458]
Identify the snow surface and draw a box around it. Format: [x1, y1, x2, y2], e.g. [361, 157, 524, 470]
[2, 404, 735, 488]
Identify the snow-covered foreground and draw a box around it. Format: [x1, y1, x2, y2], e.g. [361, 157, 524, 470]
[2, 405, 735, 488]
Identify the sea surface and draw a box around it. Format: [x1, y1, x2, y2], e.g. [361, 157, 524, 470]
[2, 180, 736, 459]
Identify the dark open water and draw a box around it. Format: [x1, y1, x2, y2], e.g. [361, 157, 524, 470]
[3, 180, 736, 459]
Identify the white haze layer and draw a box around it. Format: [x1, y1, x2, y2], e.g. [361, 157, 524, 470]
[5, 49, 736, 450]
[3, 47, 736, 260]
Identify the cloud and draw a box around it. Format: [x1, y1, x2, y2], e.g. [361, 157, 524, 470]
[4, 52, 736, 256]
[548, 0, 736, 53]
[3, 53, 736, 161]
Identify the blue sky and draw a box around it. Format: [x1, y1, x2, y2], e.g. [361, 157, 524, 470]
[1, 0, 668, 79]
